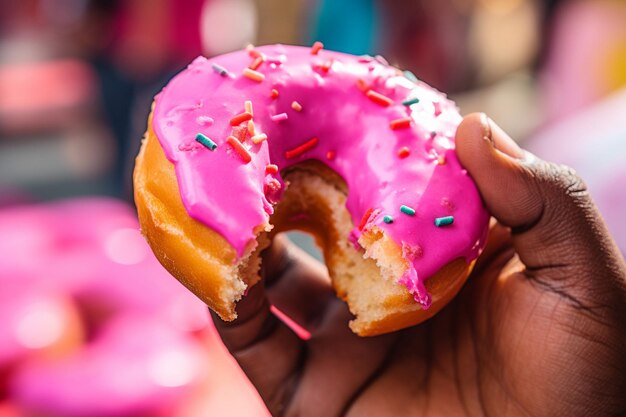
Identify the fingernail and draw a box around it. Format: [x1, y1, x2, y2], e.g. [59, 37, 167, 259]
[480, 113, 494, 146]
[488, 117, 526, 160]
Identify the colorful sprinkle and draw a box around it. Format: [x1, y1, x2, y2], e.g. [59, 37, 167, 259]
[211, 63, 229, 76]
[390, 117, 412, 130]
[248, 48, 265, 60]
[320, 60, 333, 72]
[383, 215, 394, 224]
[249, 56, 265, 70]
[265, 164, 279, 174]
[251, 133, 268, 144]
[434, 216, 454, 227]
[242, 68, 265, 82]
[195, 133, 217, 150]
[270, 89, 279, 99]
[229, 112, 253, 126]
[284, 137, 319, 159]
[226, 136, 252, 163]
[398, 147, 410, 158]
[437, 155, 446, 165]
[291, 101, 303, 112]
[400, 205, 416, 216]
[244, 100, 254, 116]
[271, 113, 288, 122]
[358, 207, 375, 230]
[247, 120, 256, 136]
[356, 79, 369, 92]
[403, 70, 418, 83]
[366, 90, 393, 107]
[402, 97, 420, 106]
[326, 150, 335, 160]
[311, 41, 324, 55]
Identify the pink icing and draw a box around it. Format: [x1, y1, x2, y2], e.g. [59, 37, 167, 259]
[152, 44, 490, 308]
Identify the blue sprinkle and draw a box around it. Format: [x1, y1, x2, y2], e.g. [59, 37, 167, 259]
[434, 216, 454, 227]
[400, 205, 416, 216]
[403, 70, 418, 83]
[383, 215, 394, 224]
[402, 97, 420, 106]
[211, 63, 229, 76]
[195, 133, 217, 150]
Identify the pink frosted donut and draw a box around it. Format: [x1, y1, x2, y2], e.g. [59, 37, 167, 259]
[134, 44, 490, 336]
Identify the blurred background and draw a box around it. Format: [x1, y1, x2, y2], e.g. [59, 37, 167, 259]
[0, 0, 624, 415]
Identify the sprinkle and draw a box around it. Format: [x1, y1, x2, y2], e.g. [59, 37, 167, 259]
[212, 63, 229, 76]
[433, 102, 442, 116]
[248, 48, 265, 59]
[230, 112, 253, 126]
[390, 117, 412, 130]
[247, 120, 256, 136]
[398, 147, 410, 158]
[249, 56, 264, 70]
[402, 97, 420, 106]
[366, 90, 393, 107]
[271, 113, 288, 122]
[195, 133, 217, 150]
[383, 215, 394, 224]
[243, 68, 265, 82]
[400, 205, 416, 216]
[244, 100, 254, 116]
[251, 133, 268, 144]
[321, 60, 333, 72]
[434, 216, 454, 227]
[311, 41, 324, 55]
[226, 136, 252, 163]
[270, 89, 279, 99]
[285, 137, 319, 159]
[265, 164, 279, 174]
[358, 207, 375, 230]
[291, 101, 302, 112]
[356, 79, 369, 92]
[326, 150, 335, 160]
[437, 155, 446, 165]
[403, 70, 418, 83]
[196, 115, 214, 125]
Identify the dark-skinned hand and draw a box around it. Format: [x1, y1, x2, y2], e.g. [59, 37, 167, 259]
[211, 114, 626, 417]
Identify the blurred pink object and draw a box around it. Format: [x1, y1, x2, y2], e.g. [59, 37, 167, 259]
[542, 0, 626, 121]
[0, 198, 268, 416]
[528, 88, 626, 254]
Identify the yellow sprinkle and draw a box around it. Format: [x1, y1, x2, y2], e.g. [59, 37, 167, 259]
[251, 133, 268, 144]
[291, 101, 303, 112]
[243, 68, 265, 82]
[247, 120, 256, 136]
[245, 100, 253, 116]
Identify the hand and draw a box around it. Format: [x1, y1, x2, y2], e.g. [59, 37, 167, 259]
[211, 114, 626, 417]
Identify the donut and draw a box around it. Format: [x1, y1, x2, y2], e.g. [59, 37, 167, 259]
[0, 199, 267, 417]
[134, 44, 490, 336]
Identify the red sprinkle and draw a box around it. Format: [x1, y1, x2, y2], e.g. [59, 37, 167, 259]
[326, 150, 335, 160]
[230, 112, 253, 126]
[358, 207, 375, 231]
[390, 117, 412, 130]
[249, 56, 264, 70]
[366, 90, 393, 107]
[311, 41, 324, 55]
[227, 136, 252, 163]
[321, 60, 333, 72]
[356, 79, 370, 92]
[249, 48, 263, 59]
[265, 164, 279, 174]
[398, 147, 410, 158]
[270, 89, 279, 99]
[284, 137, 319, 159]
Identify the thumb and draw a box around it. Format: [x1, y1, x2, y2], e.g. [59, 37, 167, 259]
[455, 114, 625, 298]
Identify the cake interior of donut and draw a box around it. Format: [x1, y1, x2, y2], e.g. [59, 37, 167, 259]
[246, 161, 469, 336]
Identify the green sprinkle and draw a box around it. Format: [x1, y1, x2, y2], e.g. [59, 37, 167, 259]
[403, 70, 418, 83]
[195, 133, 217, 150]
[400, 205, 416, 216]
[434, 216, 454, 227]
[383, 215, 394, 224]
[402, 97, 420, 106]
